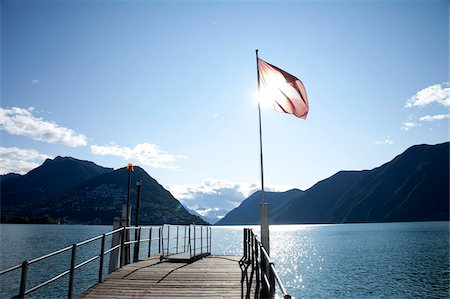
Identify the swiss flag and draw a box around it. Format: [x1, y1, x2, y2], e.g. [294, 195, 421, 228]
[258, 58, 309, 119]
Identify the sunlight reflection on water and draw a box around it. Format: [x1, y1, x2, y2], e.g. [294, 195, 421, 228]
[213, 222, 449, 299]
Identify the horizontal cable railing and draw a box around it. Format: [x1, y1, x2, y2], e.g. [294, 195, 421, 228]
[0, 224, 209, 298]
[241, 228, 292, 299]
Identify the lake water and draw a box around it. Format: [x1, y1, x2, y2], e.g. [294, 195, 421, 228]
[0, 222, 448, 298]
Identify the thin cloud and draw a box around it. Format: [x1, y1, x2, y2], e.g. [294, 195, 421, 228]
[0, 107, 87, 147]
[167, 179, 292, 221]
[91, 142, 186, 169]
[419, 114, 450, 122]
[401, 122, 420, 131]
[0, 147, 51, 175]
[31, 79, 40, 84]
[405, 83, 450, 108]
[375, 139, 394, 145]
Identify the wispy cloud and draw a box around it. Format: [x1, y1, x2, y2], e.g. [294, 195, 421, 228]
[405, 83, 450, 108]
[167, 179, 292, 221]
[400, 122, 420, 131]
[0, 107, 88, 147]
[375, 139, 394, 145]
[419, 114, 450, 122]
[0, 147, 51, 175]
[91, 142, 186, 169]
[31, 79, 40, 84]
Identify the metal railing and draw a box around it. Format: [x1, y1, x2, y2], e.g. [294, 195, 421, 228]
[160, 224, 211, 259]
[0, 224, 209, 298]
[240, 228, 292, 299]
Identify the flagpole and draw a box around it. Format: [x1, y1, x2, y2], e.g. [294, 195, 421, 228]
[256, 50, 265, 202]
[256, 49, 270, 255]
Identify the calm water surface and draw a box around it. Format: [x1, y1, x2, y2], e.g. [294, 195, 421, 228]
[1, 222, 449, 298]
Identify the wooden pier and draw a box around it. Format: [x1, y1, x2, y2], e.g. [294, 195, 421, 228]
[80, 255, 244, 298]
[0, 225, 291, 298]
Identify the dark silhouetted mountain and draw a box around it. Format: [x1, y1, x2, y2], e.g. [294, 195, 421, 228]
[2, 163, 207, 225]
[0, 173, 21, 183]
[1, 156, 114, 208]
[216, 189, 304, 225]
[217, 142, 449, 225]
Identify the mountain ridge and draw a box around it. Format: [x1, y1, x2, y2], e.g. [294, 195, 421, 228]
[217, 142, 449, 225]
[1, 159, 207, 225]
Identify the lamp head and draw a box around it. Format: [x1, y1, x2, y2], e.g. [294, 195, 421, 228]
[127, 163, 134, 172]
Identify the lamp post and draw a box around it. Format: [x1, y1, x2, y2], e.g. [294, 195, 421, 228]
[126, 163, 134, 227]
[135, 180, 143, 227]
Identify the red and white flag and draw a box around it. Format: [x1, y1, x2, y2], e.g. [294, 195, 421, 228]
[257, 58, 309, 119]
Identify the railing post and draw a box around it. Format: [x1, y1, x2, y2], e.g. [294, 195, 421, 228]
[148, 227, 152, 257]
[133, 227, 141, 263]
[18, 260, 28, 298]
[193, 225, 196, 257]
[188, 225, 192, 258]
[209, 227, 212, 254]
[207, 227, 210, 253]
[200, 226, 203, 254]
[68, 244, 77, 299]
[184, 226, 187, 252]
[120, 228, 125, 268]
[98, 234, 106, 283]
[269, 262, 276, 298]
[243, 229, 248, 260]
[261, 244, 269, 298]
[251, 231, 255, 266]
[167, 226, 170, 256]
[158, 226, 164, 256]
[176, 226, 179, 254]
[255, 237, 260, 297]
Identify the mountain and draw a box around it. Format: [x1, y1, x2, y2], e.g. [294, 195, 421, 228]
[218, 142, 449, 225]
[0, 173, 21, 183]
[182, 205, 227, 225]
[1, 159, 207, 225]
[216, 189, 304, 225]
[1, 156, 114, 208]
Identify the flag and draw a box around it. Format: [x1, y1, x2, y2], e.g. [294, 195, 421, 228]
[257, 58, 309, 119]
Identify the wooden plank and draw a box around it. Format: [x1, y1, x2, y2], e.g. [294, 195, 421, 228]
[80, 256, 251, 299]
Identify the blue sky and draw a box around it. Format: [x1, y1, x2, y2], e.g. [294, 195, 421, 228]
[1, 0, 448, 221]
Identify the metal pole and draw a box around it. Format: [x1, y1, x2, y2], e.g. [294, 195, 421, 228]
[124, 164, 133, 266]
[159, 227, 162, 255]
[256, 49, 270, 255]
[18, 260, 28, 298]
[167, 226, 170, 256]
[200, 226, 203, 254]
[256, 49, 265, 203]
[120, 228, 125, 268]
[184, 226, 187, 252]
[126, 164, 133, 227]
[135, 181, 142, 228]
[68, 244, 77, 299]
[99, 234, 106, 283]
[188, 225, 192, 258]
[176, 226, 179, 254]
[134, 180, 142, 262]
[148, 227, 152, 257]
[193, 225, 196, 257]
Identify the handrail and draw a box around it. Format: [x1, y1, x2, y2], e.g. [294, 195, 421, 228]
[0, 224, 195, 298]
[241, 228, 292, 299]
[160, 224, 211, 260]
[28, 245, 73, 264]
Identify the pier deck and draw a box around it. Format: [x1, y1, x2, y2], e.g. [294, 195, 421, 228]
[80, 255, 244, 298]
